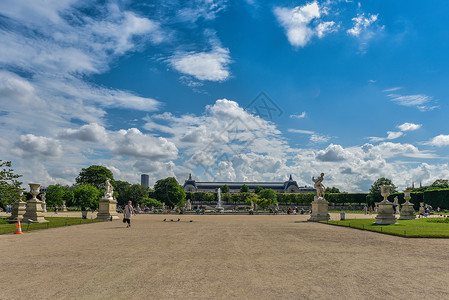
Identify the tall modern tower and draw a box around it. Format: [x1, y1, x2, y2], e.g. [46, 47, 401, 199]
[141, 174, 149, 187]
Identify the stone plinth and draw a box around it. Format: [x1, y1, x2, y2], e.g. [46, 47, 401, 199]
[62, 200, 67, 212]
[7, 201, 27, 223]
[399, 191, 415, 220]
[399, 203, 415, 220]
[22, 198, 48, 223]
[96, 197, 119, 220]
[308, 196, 330, 222]
[375, 201, 397, 224]
[22, 183, 48, 223]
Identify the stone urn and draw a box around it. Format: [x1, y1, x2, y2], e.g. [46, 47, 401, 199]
[30, 183, 40, 199]
[22, 183, 48, 223]
[374, 185, 396, 224]
[399, 190, 415, 220]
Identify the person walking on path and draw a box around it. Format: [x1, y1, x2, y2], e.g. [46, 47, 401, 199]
[124, 201, 134, 228]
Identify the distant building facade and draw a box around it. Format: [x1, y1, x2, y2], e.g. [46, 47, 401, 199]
[183, 174, 315, 194]
[141, 174, 149, 187]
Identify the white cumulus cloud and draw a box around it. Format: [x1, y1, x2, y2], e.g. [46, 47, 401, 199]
[369, 131, 403, 142]
[110, 128, 178, 160]
[13, 134, 63, 158]
[169, 46, 231, 81]
[59, 123, 108, 142]
[398, 122, 422, 132]
[274, 2, 323, 48]
[426, 135, 449, 147]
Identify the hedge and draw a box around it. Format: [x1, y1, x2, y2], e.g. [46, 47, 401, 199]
[387, 192, 424, 210]
[423, 189, 449, 209]
[182, 190, 448, 208]
[185, 191, 369, 205]
[326, 193, 367, 205]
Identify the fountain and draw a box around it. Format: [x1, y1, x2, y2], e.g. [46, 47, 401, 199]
[216, 188, 224, 213]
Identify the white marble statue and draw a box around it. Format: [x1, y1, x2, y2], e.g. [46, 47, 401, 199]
[312, 173, 325, 198]
[41, 192, 47, 212]
[393, 196, 400, 214]
[105, 178, 114, 198]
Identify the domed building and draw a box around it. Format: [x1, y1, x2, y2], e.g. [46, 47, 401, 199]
[183, 174, 315, 193]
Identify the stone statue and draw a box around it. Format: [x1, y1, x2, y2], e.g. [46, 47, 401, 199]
[312, 173, 325, 198]
[41, 192, 47, 213]
[105, 178, 114, 198]
[393, 196, 400, 214]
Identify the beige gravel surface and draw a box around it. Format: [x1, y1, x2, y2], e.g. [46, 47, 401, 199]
[1, 214, 449, 300]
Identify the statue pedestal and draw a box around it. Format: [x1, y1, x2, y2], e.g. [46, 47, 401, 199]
[22, 199, 48, 223]
[308, 197, 330, 222]
[96, 197, 119, 220]
[7, 201, 27, 223]
[375, 201, 397, 224]
[399, 202, 416, 220]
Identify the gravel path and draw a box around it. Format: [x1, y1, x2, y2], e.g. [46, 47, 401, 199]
[1, 214, 448, 299]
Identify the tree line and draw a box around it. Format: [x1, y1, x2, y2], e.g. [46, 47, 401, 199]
[1, 161, 449, 210]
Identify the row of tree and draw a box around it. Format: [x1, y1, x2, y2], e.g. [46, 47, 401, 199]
[1, 160, 449, 210]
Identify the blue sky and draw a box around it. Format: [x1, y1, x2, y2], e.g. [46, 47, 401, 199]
[1, 0, 449, 192]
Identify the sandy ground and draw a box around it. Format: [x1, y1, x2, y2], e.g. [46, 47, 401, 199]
[1, 214, 449, 300]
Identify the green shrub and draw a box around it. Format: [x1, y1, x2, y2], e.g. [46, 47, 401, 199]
[423, 189, 449, 209]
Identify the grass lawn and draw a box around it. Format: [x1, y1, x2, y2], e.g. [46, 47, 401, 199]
[322, 217, 449, 238]
[0, 217, 107, 235]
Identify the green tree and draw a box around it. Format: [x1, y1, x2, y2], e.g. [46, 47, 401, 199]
[75, 165, 114, 190]
[244, 193, 259, 206]
[221, 185, 230, 193]
[325, 187, 340, 193]
[256, 189, 277, 208]
[153, 177, 186, 207]
[115, 180, 131, 206]
[254, 186, 263, 194]
[240, 184, 249, 193]
[64, 189, 75, 207]
[368, 178, 397, 203]
[141, 197, 162, 208]
[73, 184, 100, 211]
[125, 184, 149, 205]
[45, 184, 68, 206]
[0, 160, 23, 209]
[430, 179, 449, 189]
[258, 189, 277, 203]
